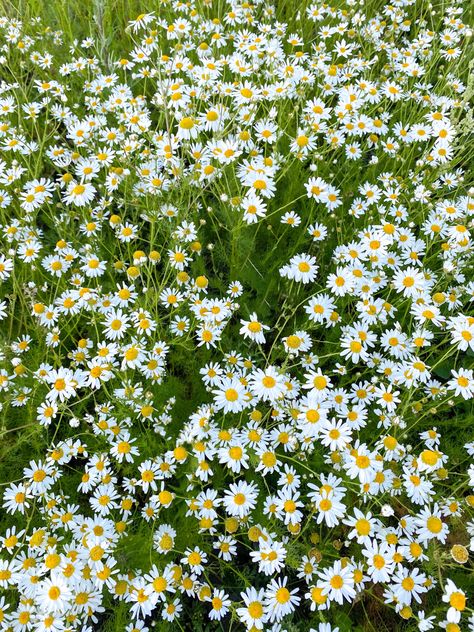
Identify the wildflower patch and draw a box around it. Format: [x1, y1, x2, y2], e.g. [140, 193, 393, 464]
[0, 1, 473, 631]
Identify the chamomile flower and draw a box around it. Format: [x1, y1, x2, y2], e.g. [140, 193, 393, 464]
[213, 377, 247, 414]
[223, 480, 259, 519]
[318, 560, 356, 605]
[240, 313, 269, 344]
[249, 367, 286, 402]
[264, 576, 300, 623]
[236, 586, 268, 629]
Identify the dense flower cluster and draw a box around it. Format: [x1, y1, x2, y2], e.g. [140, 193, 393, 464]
[0, 0, 473, 630]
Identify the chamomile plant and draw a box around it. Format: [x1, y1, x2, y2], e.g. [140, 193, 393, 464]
[0, 0, 473, 630]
